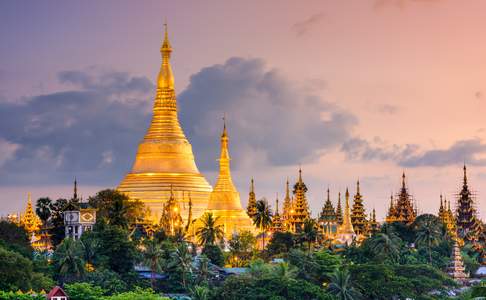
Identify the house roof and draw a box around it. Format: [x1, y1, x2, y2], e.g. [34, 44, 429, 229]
[47, 286, 68, 298]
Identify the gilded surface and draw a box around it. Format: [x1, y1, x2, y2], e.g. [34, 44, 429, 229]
[118, 25, 212, 222]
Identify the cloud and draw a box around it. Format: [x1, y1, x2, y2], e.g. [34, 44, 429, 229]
[342, 137, 486, 168]
[377, 104, 399, 115]
[374, 0, 441, 10]
[292, 13, 324, 37]
[0, 138, 20, 167]
[341, 137, 418, 162]
[179, 57, 357, 171]
[0, 68, 153, 185]
[400, 139, 486, 167]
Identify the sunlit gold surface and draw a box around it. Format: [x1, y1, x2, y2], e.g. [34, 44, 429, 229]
[118, 25, 212, 222]
[203, 122, 255, 238]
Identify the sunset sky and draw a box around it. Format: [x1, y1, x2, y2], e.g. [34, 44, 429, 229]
[1, 0, 486, 221]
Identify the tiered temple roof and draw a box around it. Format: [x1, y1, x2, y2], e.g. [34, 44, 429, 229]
[446, 241, 469, 281]
[386, 173, 416, 224]
[456, 165, 482, 243]
[288, 168, 310, 232]
[246, 179, 257, 220]
[351, 180, 368, 235]
[319, 188, 337, 223]
[20, 193, 41, 234]
[270, 196, 284, 233]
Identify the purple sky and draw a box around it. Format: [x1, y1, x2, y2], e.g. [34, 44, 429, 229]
[1, 0, 485, 221]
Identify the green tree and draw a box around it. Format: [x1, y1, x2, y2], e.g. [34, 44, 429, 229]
[35, 197, 52, 227]
[191, 285, 209, 300]
[0, 220, 33, 258]
[267, 231, 295, 256]
[142, 238, 165, 289]
[88, 189, 144, 228]
[64, 282, 105, 300]
[228, 230, 256, 266]
[273, 262, 297, 280]
[92, 222, 138, 276]
[414, 214, 443, 264]
[84, 269, 128, 295]
[80, 231, 98, 269]
[196, 212, 224, 247]
[105, 288, 169, 300]
[52, 238, 85, 283]
[201, 244, 224, 267]
[49, 198, 68, 246]
[168, 242, 194, 290]
[253, 199, 273, 249]
[0, 245, 34, 291]
[301, 218, 318, 253]
[328, 268, 361, 300]
[367, 228, 401, 262]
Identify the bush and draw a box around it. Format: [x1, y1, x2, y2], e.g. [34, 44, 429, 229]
[64, 282, 105, 300]
[202, 244, 224, 267]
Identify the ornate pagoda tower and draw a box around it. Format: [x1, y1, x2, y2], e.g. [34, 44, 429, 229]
[289, 168, 310, 232]
[282, 179, 293, 231]
[438, 195, 458, 240]
[118, 25, 212, 222]
[336, 192, 343, 225]
[246, 179, 257, 220]
[392, 173, 416, 224]
[20, 193, 42, 234]
[159, 185, 183, 235]
[270, 195, 284, 233]
[334, 188, 356, 246]
[369, 208, 379, 235]
[204, 121, 255, 239]
[320, 189, 338, 238]
[385, 193, 398, 223]
[456, 165, 482, 242]
[446, 241, 469, 282]
[351, 180, 368, 235]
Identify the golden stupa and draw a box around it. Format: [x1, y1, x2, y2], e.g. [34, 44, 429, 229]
[204, 120, 255, 239]
[118, 25, 212, 222]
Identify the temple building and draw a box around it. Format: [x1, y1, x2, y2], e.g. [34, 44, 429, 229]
[203, 121, 255, 239]
[333, 188, 356, 246]
[438, 195, 458, 241]
[270, 195, 284, 233]
[281, 179, 293, 231]
[369, 209, 380, 235]
[446, 241, 469, 282]
[336, 192, 343, 225]
[386, 173, 416, 224]
[351, 180, 368, 236]
[455, 165, 482, 243]
[319, 189, 338, 238]
[288, 168, 310, 232]
[246, 179, 257, 220]
[159, 185, 184, 235]
[118, 25, 212, 222]
[20, 193, 42, 234]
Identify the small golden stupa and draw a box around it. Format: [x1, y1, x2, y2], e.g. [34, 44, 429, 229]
[118, 25, 212, 222]
[334, 188, 356, 246]
[203, 120, 255, 239]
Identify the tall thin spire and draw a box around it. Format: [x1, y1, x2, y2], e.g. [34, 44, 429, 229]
[463, 164, 468, 186]
[402, 172, 406, 189]
[158, 22, 174, 90]
[275, 194, 279, 215]
[73, 178, 78, 200]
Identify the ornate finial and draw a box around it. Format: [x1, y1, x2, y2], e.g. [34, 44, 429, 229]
[402, 171, 406, 189]
[222, 114, 227, 138]
[74, 177, 78, 200]
[440, 194, 443, 208]
[356, 179, 360, 194]
[463, 163, 468, 185]
[275, 193, 279, 215]
[157, 22, 175, 90]
[327, 188, 330, 201]
[298, 166, 303, 183]
[250, 178, 254, 192]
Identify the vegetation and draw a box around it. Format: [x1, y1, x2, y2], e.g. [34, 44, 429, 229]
[1, 189, 484, 299]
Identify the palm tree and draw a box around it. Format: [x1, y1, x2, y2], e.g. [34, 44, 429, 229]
[414, 216, 442, 264]
[253, 199, 273, 249]
[53, 238, 85, 283]
[35, 197, 52, 227]
[301, 218, 318, 253]
[191, 285, 210, 300]
[328, 268, 361, 300]
[368, 231, 401, 262]
[142, 238, 165, 289]
[80, 233, 98, 271]
[273, 262, 297, 280]
[168, 242, 194, 290]
[196, 212, 224, 247]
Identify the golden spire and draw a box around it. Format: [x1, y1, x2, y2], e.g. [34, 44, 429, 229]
[335, 187, 355, 241]
[356, 179, 360, 194]
[20, 193, 41, 234]
[402, 171, 406, 189]
[207, 118, 241, 210]
[275, 194, 279, 215]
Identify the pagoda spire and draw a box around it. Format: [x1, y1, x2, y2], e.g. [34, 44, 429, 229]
[351, 179, 368, 235]
[335, 188, 356, 245]
[73, 178, 78, 200]
[288, 168, 310, 232]
[456, 164, 481, 242]
[336, 191, 343, 224]
[211, 117, 236, 195]
[247, 178, 257, 219]
[20, 193, 41, 234]
[282, 178, 292, 230]
[320, 188, 337, 223]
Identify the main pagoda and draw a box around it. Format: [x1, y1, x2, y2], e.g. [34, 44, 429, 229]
[118, 25, 212, 222]
[288, 168, 310, 232]
[351, 180, 368, 235]
[204, 120, 255, 239]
